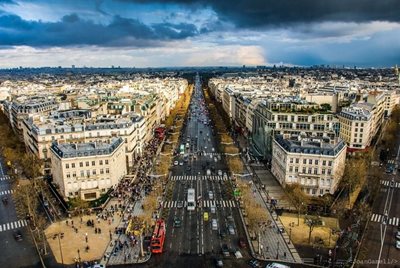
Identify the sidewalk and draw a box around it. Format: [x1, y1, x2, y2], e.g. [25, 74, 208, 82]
[45, 213, 122, 265]
[234, 135, 302, 263]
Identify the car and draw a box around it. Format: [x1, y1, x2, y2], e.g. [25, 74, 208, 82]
[177, 201, 184, 209]
[214, 157, 218, 163]
[179, 162, 184, 166]
[221, 244, 230, 256]
[212, 147, 215, 152]
[228, 225, 235, 235]
[217, 170, 223, 176]
[212, 219, 218, 230]
[238, 238, 247, 248]
[210, 206, 216, 214]
[208, 191, 214, 200]
[13, 230, 23, 241]
[186, 166, 191, 171]
[396, 231, 400, 240]
[204, 212, 209, 221]
[396, 240, 400, 249]
[219, 229, 227, 238]
[214, 258, 224, 267]
[206, 169, 211, 176]
[174, 161, 179, 166]
[248, 259, 260, 267]
[173, 217, 182, 228]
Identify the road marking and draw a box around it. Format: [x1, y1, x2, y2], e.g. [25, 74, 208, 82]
[0, 189, 15, 196]
[389, 218, 393, 225]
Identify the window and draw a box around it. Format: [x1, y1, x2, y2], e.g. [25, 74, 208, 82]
[302, 167, 306, 173]
[315, 160, 319, 165]
[80, 162, 83, 167]
[322, 169, 326, 175]
[309, 159, 312, 165]
[105, 160, 109, 165]
[320, 189, 324, 195]
[65, 163, 70, 169]
[86, 161, 89, 167]
[92, 161, 95, 166]
[106, 168, 110, 174]
[99, 160, 103, 165]
[312, 189, 316, 195]
[303, 159, 307, 164]
[72, 163, 75, 168]
[327, 169, 332, 175]
[80, 171, 84, 177]
[290, 158, 293, 164]
[289, 166, 293, 172]
[295, 167, 298, 172]
[328, 161, 332, 166]
[86, 170, 90, 177]
[308, 168, 312, 174]
[322, 160, 326, 165]
[314, 168, 318, 174]
[66, 173, 71, 178]
[72, 172, 76, 177]
[295, 158, 299, 164]
[92, 170, 96, 175]
[100, 169, 104, 174]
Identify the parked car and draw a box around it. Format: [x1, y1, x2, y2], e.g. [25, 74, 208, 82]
[228, 225, 235, 235]
[221, 244, 230, 256]
[174, 161, 179, 166]
[217, 170, 223, 176]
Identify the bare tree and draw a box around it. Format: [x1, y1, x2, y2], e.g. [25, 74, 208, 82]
[305, 215, 321, 243]
[285, 183, 309, 225]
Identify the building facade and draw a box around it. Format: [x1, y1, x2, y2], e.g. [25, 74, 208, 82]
[50, 137, 126, 201]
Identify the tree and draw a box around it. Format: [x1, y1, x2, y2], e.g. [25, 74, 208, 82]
[340, 157, 367, 198]
[285, 183, 309, 226]
[305, 215, 321, 243]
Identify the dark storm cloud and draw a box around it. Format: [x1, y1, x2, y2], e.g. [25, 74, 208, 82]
[0, 13, 199, 47]
[123, 0, 400, 28]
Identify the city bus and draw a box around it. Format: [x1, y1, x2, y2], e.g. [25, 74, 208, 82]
[180, 144, 185, 155]
[187, 188, 196, 211]
[150, 219, 166, 254]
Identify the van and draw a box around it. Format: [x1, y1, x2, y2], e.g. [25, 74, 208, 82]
[204, 212, 209, 221]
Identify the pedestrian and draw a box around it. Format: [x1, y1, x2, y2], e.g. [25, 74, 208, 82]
[66, 220, 69, 226]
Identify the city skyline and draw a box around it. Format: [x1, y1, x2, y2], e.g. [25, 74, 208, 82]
[0, 0, 400, 68]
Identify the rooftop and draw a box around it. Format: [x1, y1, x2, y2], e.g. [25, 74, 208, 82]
[51, 137, 124, 159]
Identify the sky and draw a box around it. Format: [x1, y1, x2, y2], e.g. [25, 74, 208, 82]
[0, 0, 400, 68]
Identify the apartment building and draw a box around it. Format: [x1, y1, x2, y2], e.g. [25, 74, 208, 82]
[271, 134, 347, 196]
[251, 97, 338, 159]
[50, 137, 126, 201]
[338, 91, 385, 150]
[22, 110, 146, 168]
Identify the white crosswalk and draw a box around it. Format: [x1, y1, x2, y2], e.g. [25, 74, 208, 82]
[170, 175, 229, 181]
[0, 189, 14, 196]
[0, 219, 28, 232]
[380, 180, 400, 188]
[202, 153, 222, 156]
[0, 175, 10, 181]
[370, 213, 400, 226]
[161, 200, 237, 208]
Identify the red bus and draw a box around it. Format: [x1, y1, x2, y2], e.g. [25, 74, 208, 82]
[151, 219, 166, 253]
[155, 127, 166, 140]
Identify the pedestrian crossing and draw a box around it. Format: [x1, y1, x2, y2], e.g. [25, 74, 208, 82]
[0, 189, 14, 196]
[202, 153, 222, 156]
[161, 200, 237, 208]
[370, 214, 400, 226]
[0, 219, 28, 232]
[380, 180, 400, 188]
[0, 175, 10, 181]
[170, 175, 229, 181]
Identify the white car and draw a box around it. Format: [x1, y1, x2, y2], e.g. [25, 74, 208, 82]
[211, 219, 218, 230]
[208, 191, 214, 200]
[217, 170, 223, 176]
[174, 161, 179, 166]
[211, 206, 216, 214]
[179, 162, 183, 166]
[397, 240, 400, 249]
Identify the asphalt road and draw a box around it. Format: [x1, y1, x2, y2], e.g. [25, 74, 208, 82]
[146, 74, 250, 268]
[0, 157, 40, 268]
[357, 141, 400, 267]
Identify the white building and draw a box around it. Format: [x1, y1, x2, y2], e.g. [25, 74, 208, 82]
[271, 134, 347, 196]
[50, 137, 126, 201]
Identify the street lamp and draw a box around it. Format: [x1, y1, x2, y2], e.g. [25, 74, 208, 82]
[288, 227, 292, 244]
[77, 249, 81, 263]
